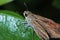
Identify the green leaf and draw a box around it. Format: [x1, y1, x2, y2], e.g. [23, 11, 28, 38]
[0, 0, 13, 6]
[0, 10, 40, 40]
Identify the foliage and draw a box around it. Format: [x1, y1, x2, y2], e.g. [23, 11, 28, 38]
[0, 0, 13, 6]
[0, 10, 40, 40]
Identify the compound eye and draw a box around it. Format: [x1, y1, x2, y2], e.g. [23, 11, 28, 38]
[23, 12, 28, 17]
[25, 13, 28, 17]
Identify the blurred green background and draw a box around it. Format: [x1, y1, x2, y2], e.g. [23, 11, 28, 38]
[0, 0, 60, 40]
[0, 0, 60, 23]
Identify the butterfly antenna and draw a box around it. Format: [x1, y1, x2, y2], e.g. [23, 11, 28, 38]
[24, 2, 29, 11]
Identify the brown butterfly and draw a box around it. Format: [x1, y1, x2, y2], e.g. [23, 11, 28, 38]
[23, 11, 60, 40]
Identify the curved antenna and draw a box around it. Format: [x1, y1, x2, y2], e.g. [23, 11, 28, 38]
[24, 2, 28, 11]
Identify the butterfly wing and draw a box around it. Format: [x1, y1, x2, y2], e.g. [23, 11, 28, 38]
[23, 11, 49, 40]
[23, 11, 60, 40]
[31, 13, 60, 38]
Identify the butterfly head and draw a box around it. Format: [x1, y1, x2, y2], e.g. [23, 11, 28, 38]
[23, 11, 32, 17]
[23, 11, 32, 24]
[23, 11, 29, 17]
